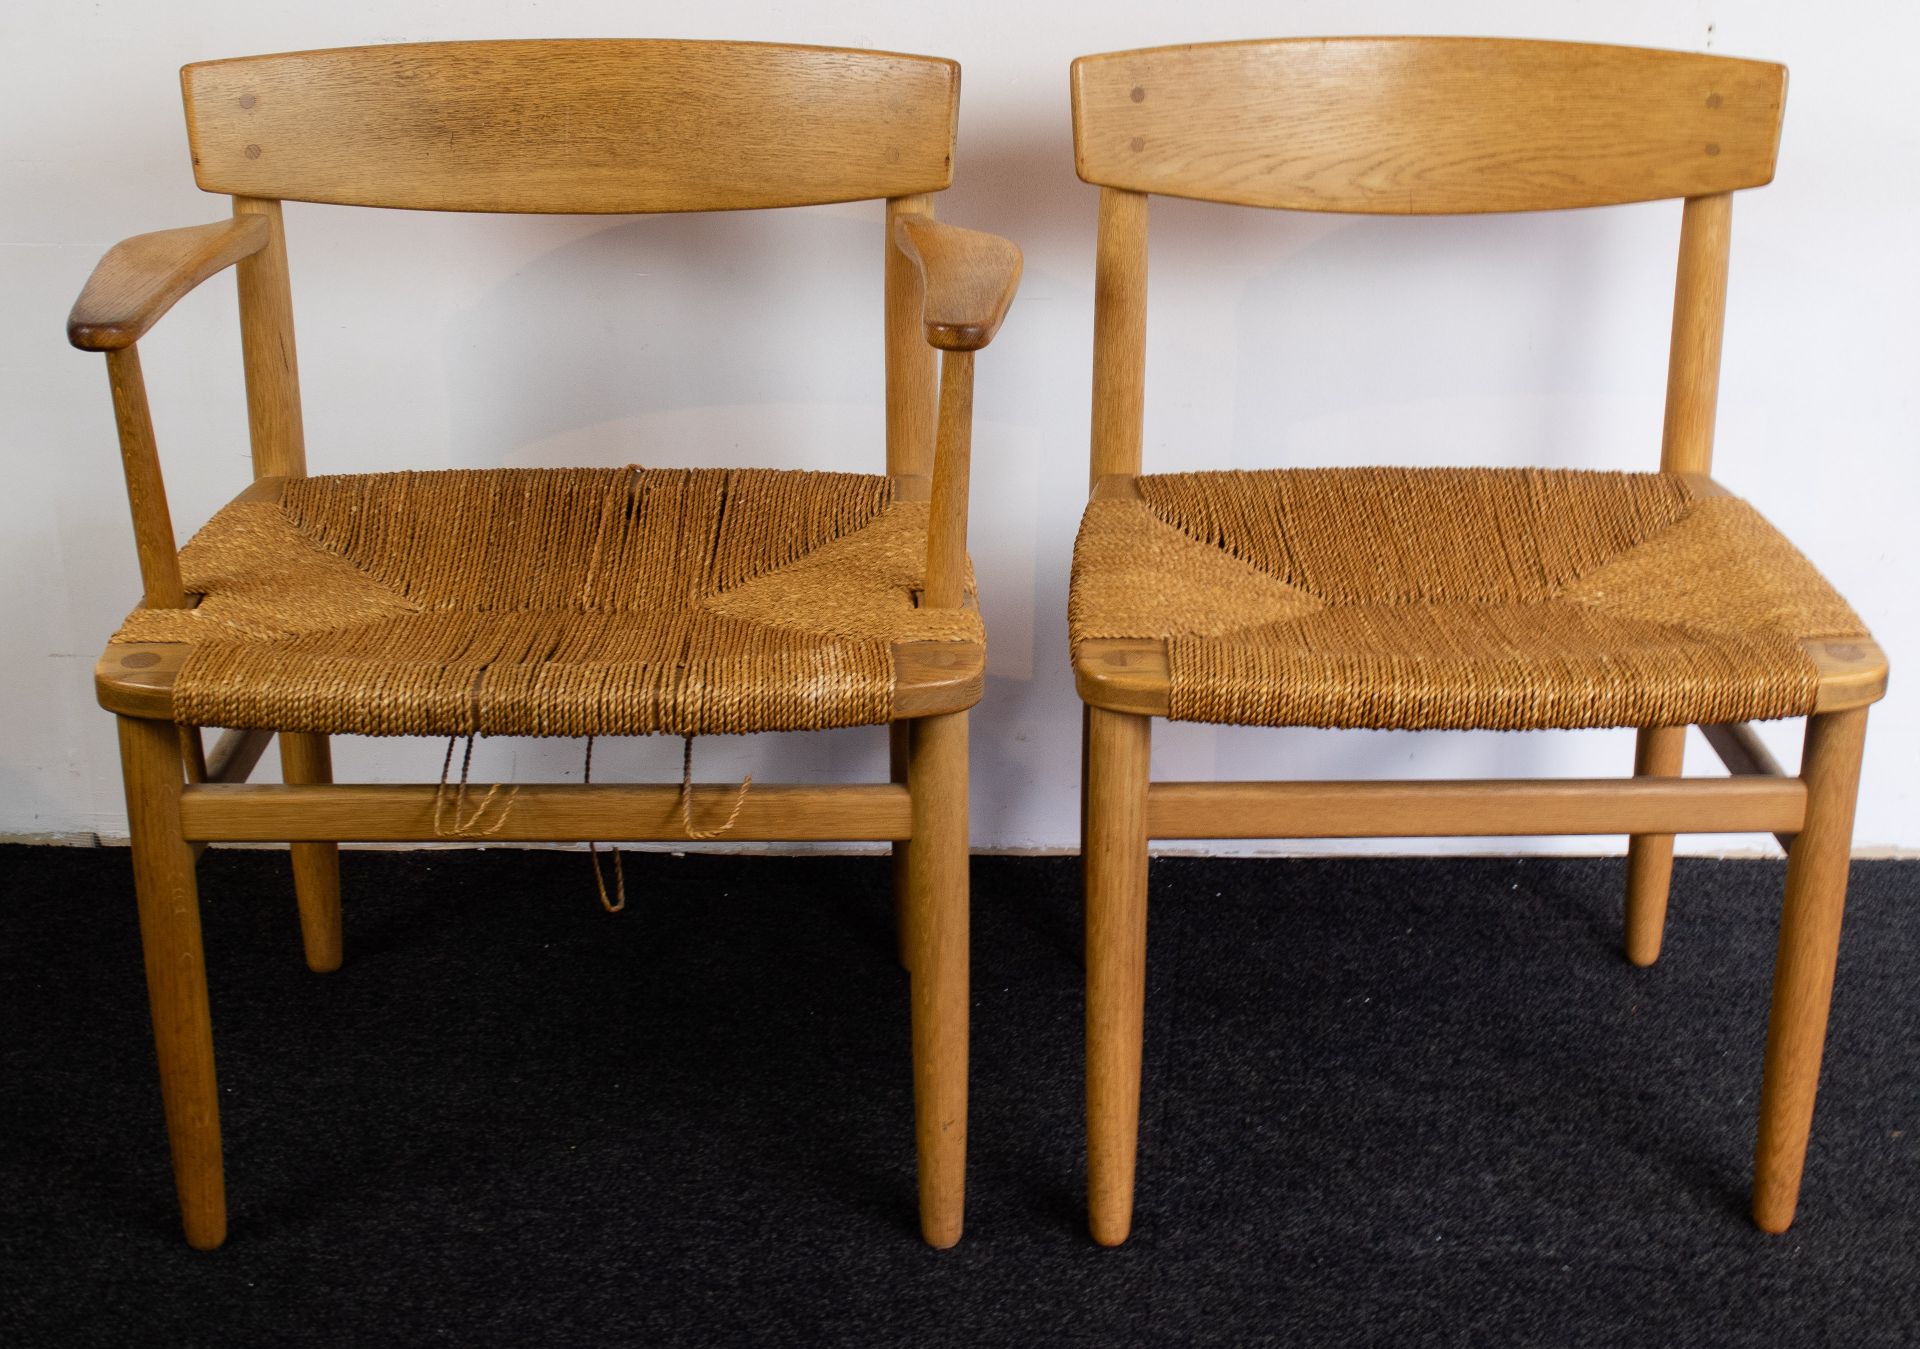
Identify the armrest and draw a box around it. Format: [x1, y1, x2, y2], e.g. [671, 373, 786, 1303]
[892, 216, 1023, 352]
[68, 217, 269, 351]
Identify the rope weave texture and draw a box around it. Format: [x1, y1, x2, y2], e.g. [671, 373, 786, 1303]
[1070, 468, 1867, 731]
[115, 466, 980, 737]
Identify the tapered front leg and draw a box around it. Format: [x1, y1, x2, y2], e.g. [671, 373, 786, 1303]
[890, 720, 914, 971]
[118, 715, 226, 1249]
[1752, 707, 1868, 1232]
[1084, 705, 1150, 1247]
[1624, 725, 1686, 966]
[907, 710, 968, 1247]
[279, 731, 342, 973]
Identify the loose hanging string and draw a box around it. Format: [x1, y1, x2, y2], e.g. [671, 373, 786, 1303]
[680, 735, 752, 840]
[431, 731, 749, 915]
[431, 734, 516, 837]
[583, 735, 747, 914]
[583, 735, 627, 914]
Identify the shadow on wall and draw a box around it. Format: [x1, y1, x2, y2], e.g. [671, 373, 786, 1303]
[1051, 192, 1675, 479]
[945, 111, 1088, 259]
[443, 208, 884, 472]
[1224, 204, 1676, 470]
[437, 113, 1084, 475]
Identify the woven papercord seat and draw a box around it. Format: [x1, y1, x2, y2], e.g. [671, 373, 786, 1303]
[1075, 466, 1866, 736]
[113, 466, 981, 738]
[1071, 467, 1869, 732]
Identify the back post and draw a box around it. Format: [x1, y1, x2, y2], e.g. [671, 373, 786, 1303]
[233, 195, 335, 969]
[886, 194, 938, 478]
[232, 197, 307, 479]
[1634, 191, 1733, 966]
[1659, 192, 1733, 475]
[1089, 187, 1148, 486]
[883, 192, 939, 965]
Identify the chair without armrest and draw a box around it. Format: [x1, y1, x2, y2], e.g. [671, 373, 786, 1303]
[71, 39, 1021, 1250]
[1068, 36, 1885, 1245]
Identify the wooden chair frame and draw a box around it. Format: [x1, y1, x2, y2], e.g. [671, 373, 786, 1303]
[71, 40, 1021, 1250]
[1069, 38, 1887, 1245]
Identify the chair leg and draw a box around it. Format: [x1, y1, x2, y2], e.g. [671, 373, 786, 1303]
[906, 710, 968, 1247]
[890, 720, 914, 971]
[118, 715, 227, 1250]
[1080, 704, 1092, 863]
[1075, 704, 1093, 974]
[279, 732, 342, 973]
[1624, 725, 1686, 966]
[1084, 705, 1150, 1247]
[1752, 706, 1868, 1233]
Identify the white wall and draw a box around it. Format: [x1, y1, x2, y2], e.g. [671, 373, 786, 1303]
[2, 1, 1913, 853]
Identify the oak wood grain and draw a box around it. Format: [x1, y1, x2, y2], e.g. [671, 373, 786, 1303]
[1073, 38, 1785, 214]
[885, 196, 940, 479]
[204, 727, 272, 785]
[68, 218, 268, 351]
[177, 782, 913, 843]
[892, 216, 1023, 351]
[1702, 721, 1789, 779]
[893, 640, 986, 717]
[103, 349, 187, 610]
[906, 710, 969, 1246]
[1624, 724, 1688, 966]
[279, 732, 342, 973]
[889, 720, 915, 967]
[1754, 707, 1868, 1231]
[184, 41, 957, 213]
[1144, 776, 1807, 840]
[117, 715, 226, 1249]
[1702, 720, 1796, 852]
[923, 353, 975, 611]
[1072, 638, 1171, 716]
[1084, 705, 1151, 1247]
[232, 198, 307, 478]
[1661, 194, 1733, 473]
[1089, 188, 1149, 484]
[1806, 638, 1888, 712]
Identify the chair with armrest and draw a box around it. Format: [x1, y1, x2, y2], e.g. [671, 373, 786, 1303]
[70, 39, 1020, 1250]
[1067, 36, 1884, 1245]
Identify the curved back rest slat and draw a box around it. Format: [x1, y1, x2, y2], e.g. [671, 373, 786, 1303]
[1072, 38, 1784, 214]
[184, 40, 958, 213]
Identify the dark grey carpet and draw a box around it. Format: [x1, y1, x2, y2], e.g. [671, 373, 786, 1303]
[0, 844, 1913, 1346]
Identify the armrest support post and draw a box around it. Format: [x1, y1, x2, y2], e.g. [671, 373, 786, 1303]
[70, 212, 292, 614]
[923, 351, 975, 611]
[892, 215, 1018, 610]
[104, 346, 187, 610]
